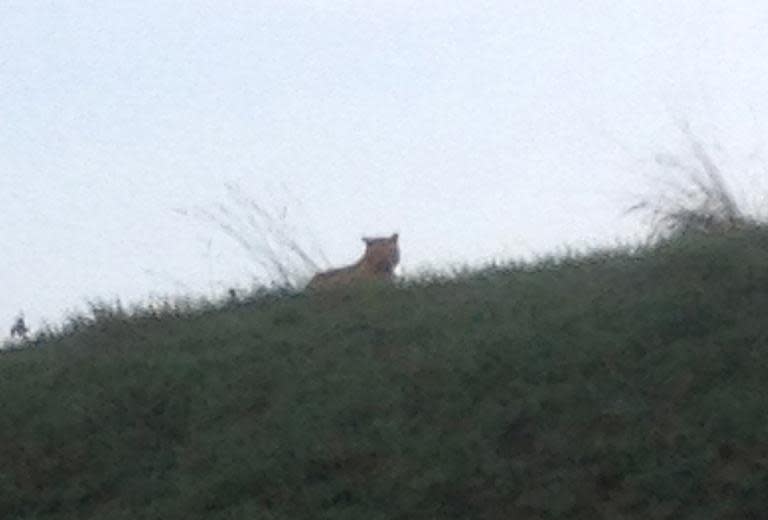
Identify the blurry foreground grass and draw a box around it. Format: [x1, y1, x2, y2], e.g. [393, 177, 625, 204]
[2, 223, 768, 519]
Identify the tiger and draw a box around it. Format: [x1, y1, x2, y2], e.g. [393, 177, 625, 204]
[306, 233, 400, 290]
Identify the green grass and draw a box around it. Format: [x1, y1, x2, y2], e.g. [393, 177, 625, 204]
[3, 226, 768, 519]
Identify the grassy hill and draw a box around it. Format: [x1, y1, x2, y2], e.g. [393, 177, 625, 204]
[2, 226, 768, 519]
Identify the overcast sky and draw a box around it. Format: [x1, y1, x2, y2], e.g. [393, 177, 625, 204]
[3, 1, 768, 331]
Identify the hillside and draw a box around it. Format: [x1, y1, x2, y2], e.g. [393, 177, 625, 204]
[2, 227, 768, 519]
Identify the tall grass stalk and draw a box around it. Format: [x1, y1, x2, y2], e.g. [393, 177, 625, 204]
[628, 121, 754, 241]
[176, 183, 328, 289]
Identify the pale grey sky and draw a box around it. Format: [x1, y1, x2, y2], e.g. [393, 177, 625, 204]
[3, 1, 768, 331]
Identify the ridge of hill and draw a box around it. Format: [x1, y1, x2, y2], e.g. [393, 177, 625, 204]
[3, 227, 768, 519]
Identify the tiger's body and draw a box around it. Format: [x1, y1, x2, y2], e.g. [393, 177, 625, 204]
[307, 233, 400, 290]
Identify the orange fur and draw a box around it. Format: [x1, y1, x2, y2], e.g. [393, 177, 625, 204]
[307, 233, 400, 290]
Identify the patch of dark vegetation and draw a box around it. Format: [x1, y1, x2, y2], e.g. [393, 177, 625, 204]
[2, 223, 768, 519]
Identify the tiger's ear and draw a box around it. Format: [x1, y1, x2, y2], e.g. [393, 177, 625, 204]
[391, 233, 399, 242]
[362, 237, 372, 245]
